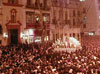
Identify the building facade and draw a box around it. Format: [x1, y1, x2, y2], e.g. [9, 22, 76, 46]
[80, 0, 100, 35]
[0, 0, 82, 46]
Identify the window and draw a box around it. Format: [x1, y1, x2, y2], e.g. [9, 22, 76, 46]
[83, 16, 87, 24]
[73, 10, 76, 17]
[27, 0, 31, 5]
[98, 5, 100, 10]
[35, 16, 39, 23]
[73, 19, 75, 26]
[9, 0, 18, 4]
[83, 24, 86, 28]
[0, 40, 2, 44]
[52, 10, 57, 24]
[65, 11, 68, 20]
[77, 34, 80, 40]
[0, 25, 2, 34]
[52, 0, 58, 7]
[35, 0, 38, 7]
[77, 11, 80, 16]
[0, 0, 2, 7]
[83, 8, 86, 14]
[59, 9, 62, 19]
[43, 13, 50, 24]
[73, 33, 75, 37]
[43, 0, 47, 7]
[11, 9, 16, 23]
[70, 33, 72, 37]
[98, 0, 100, 4]
[26, 12, 34, 24]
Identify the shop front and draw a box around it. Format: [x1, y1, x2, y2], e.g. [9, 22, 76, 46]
[21, 29, 50, 44]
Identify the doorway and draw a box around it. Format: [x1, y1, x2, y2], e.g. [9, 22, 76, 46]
[9, 29, 18, 44]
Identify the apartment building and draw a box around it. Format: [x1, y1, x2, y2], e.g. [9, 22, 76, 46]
[80, 0, 100, 35]
[0, 0, 82, 45]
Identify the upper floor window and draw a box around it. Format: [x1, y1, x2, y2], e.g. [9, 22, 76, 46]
[27, 0, 31, 5]
[65, 11, 68, 20]
[0, 25, 2, 34]
[8, 0, 18, 4]
[0, 0, 2, 7]
[52, 0, 58, 7]
[77, 11, 80, 16]
[73, 10, 76, 17]
[83, 8, 86, 14]
[73, 19, 75, 26]
[43, 13, 50, 24]
[98, 5, 100, 10]
[98, 0, 100, 4]
[26, 12, 34, 24]
[11, 9, 17, 23]
[83, 16, 87, 24]
[43, 0, 47, 7]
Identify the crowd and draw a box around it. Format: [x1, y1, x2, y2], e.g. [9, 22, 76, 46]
[0, 39, 100, 74]
[81, 35, 100, 50]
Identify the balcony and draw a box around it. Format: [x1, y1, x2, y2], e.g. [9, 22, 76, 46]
[3, 2, 23, 7]
[65, 20, 71, 25]
[26, 3, 50, 11]
[52, 19, 57, 24]
[26, 22, 50, 29]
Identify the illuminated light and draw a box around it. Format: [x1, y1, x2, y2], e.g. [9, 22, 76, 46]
[69, 69, 73, 73]
[52, 69, 56, 72]
[20, 33, 24, 38]
[94, 56, 97, 60]
[37, 66, 40, 69]
[80, 0, 85, 2]
[75, 57, 78, 59]
[99, 16, 100, 21]
[3, 33, 8, 38]
[44, 36, 49, 41]
[28, 29, 34, 35]
[35, 37, 41, 42]
[88, 32, 94, 36]
[43, 16, 47, 22]
[69, 37, 81, 47]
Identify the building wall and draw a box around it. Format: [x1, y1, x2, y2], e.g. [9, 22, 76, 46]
[0, 0, 82, 45]
[81, 0, 100, 35]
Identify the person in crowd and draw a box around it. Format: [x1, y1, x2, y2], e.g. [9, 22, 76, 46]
[0, 39, 100, 74]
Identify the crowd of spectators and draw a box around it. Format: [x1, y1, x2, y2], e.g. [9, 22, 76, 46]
[81, 35, 100, 50]
[0, 38, 100, 74]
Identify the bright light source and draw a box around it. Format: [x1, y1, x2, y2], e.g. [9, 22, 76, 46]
[44, 36, 49, 41]
[99, 16, 100, 21]
[88, 32, 94, 36]
[20, 32, 25, 38]
[80, 0, 85, 2]
[28, 29, 34, 35]
[43, 16, 47, 22]
[35, 37, 41, 42]
[69, 37, 81, 47]
[3, 33, 8, 38]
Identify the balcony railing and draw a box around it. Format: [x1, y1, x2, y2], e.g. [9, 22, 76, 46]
[26, 4, 50, 11]
[26, 22, 50, 29]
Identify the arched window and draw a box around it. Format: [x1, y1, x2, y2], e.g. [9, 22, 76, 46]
[11, 9, 17, 23]
[0, 25, 2, 34]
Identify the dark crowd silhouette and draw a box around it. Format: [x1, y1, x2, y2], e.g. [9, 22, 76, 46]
[0, 36, 100, 74]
